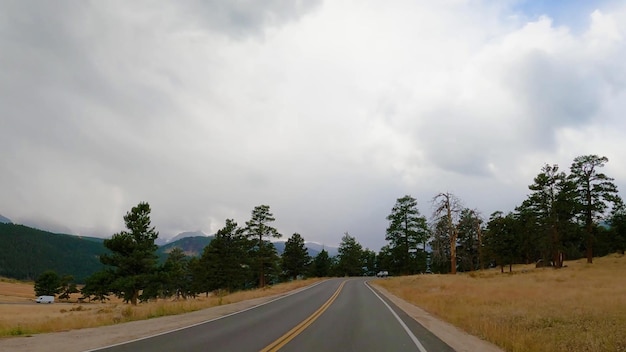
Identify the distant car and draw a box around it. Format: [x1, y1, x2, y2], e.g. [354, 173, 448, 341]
[36, 295, 54, 304]
[376, 271, 388, 278]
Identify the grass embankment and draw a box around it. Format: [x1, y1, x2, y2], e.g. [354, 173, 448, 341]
[375, 254, 626, 352]
[0, 278, 321, 338]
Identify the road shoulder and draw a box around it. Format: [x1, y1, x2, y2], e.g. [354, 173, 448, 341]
[372, 284, 504, 352]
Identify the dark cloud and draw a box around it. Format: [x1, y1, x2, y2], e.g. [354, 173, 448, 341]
[178, 0, 322, 38]
[507, 49, 603, 142]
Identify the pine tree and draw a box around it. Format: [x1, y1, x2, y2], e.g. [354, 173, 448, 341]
[385, 195, 429, 275]
[34, 270, 61, 297]
[245, 205, 281, 287]
[336, 232, 364, 276]
[523, 164, 576, 267]
[100, 202, 159, 305]
[281, 233, 311, 280]
[569, 155, 622, 263]
[311, 249, 332, 277]
[199, 219, 251, 292]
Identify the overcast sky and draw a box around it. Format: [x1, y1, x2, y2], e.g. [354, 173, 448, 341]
[2, 0, 626, 251]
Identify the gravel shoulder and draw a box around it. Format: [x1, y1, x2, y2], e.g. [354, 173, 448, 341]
[0, 282, 503, 352]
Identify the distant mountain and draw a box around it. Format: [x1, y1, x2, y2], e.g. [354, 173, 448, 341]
[155, 231, 209, 246]
[0, 214, 11, 224]
[0, 223, 108, 283]
[157, 235, 214, 261]
[304, 242, 339, 257]
[19, 218, 74, 235]
[269, 241, 338, 257]
[169, 231, 208, 243]
[157, 236, 338, 261]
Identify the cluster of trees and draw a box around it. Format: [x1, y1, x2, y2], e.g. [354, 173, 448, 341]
[34, 270, 79, 299]
[482, 155, 623, 272]
[34, 154, 625, 303]
[380, 154, 623, 275]
[75, 203, 379, 305]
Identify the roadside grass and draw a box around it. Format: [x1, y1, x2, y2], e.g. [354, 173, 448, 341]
[0, 278, 322, 337]
[374, 254, 626, 352]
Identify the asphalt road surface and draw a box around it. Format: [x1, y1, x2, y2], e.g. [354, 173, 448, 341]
[90, 278, 454, 352]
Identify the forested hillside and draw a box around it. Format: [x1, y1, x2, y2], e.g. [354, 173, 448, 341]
[157, 236, 214, 261]
[0, 223, 108, 282]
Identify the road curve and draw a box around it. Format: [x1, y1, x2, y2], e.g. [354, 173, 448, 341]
[90, 278, 454, 352]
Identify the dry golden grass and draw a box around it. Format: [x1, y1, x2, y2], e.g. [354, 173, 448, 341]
[0, 278, 322, 338]
[375, 254, 626, 352]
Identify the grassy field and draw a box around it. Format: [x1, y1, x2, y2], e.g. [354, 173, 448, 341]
[0, 278, 321, 338]
[375, 253, 626, 352]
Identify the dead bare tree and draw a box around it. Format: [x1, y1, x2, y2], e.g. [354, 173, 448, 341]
[432, 192, 463, 274]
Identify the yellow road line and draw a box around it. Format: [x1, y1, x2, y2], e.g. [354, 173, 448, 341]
[260, 280, 347, 352]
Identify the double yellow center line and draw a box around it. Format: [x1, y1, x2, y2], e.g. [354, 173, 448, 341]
[260, 280, 347, 352]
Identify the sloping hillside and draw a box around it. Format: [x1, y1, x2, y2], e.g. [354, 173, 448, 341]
[0, 223, 108, 282]
[157, 236, 214, 261]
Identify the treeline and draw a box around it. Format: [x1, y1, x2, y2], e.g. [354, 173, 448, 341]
[33, 154, 626, 304]
[71, 203, 379, 305]
[380, 154, 625, 275]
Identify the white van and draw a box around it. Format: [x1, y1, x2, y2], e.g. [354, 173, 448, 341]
[36, 295, 54, 304]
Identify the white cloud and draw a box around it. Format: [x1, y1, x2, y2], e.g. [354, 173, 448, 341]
[1, 1, 626, 251]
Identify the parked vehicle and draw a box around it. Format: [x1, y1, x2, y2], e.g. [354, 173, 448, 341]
[36, 295, 54, 304]
[376, 271, 389, 278]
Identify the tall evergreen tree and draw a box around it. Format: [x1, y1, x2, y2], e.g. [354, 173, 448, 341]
[484, 211, 519, 272]
[245, 205, 281, 287]
[361, 248, 377, 276]
[569, 155, 622, 263]
[311, 249, 332, 277]
[376, 245, 394, 274]
[162, 247, 191, 299]
[524, 164, 577, 267]
[281, 233, 311, 280]
[336, 232, 364, 276]
[100, 202, 159, 305]
[456, 209, 482, 272]
[385, 195, 429, 275]
[199, 219, 250, 292]
[514, 202, 543, 265]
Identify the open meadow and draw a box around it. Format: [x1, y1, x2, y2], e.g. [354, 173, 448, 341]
[375, 254, 626, 352]
[0, 277, 321, 338]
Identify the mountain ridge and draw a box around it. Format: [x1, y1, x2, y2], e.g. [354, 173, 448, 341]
[0, 214, 11, 224]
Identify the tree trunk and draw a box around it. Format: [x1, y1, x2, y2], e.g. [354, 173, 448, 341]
[586, 232, 593, 264]
[131, 290, 138, 306]
[586, 182, 593, 264]
[259, 234, 266, 288]
[448, 203, 456, 275]
[476, 216, 483, 271]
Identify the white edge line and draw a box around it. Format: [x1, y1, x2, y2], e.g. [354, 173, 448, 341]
[84, 280, 329, 352]
[365, 281, 428, 352]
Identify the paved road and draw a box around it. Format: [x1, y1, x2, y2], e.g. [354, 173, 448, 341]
[90, 278, 454, 352]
